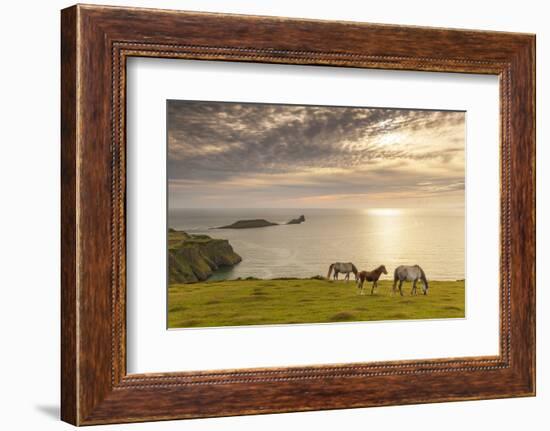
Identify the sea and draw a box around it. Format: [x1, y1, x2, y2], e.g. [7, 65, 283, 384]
[168, 208, 465, 281]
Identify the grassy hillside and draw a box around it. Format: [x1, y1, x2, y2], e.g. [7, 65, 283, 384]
[168, 278, 465, 328]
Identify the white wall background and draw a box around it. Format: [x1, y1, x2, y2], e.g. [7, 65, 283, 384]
[0, 0, 546, 429]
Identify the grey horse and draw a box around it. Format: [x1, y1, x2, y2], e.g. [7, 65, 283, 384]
[392, 265, 429, 296]
[327, 262, 358, 281]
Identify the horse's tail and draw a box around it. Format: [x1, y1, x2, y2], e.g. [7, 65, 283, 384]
[393, 267, 399, 290]
[351, 263, 358, 281]
[327, 264, 334, 279]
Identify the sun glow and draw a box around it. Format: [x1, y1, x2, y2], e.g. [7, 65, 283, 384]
[362, 208, 403, 216]
[377, 132, 406, 147]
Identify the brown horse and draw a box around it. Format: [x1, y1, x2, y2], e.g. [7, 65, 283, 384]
[357, 265, 388, 295]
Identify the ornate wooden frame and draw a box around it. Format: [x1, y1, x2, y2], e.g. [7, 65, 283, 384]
[61, 4, 535, 425]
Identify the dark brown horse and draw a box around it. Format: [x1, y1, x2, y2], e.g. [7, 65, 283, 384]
[357, 265, 388, 295]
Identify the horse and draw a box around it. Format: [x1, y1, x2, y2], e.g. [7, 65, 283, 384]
[392, 265, 429, 296]
[356, 265, 388, 295]
[327, 262, 358, 282]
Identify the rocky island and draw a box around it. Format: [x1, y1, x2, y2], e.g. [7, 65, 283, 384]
[168, 229, 242, 283]
[216, 219, 278, 229]
[215, 215, 306, 229]
[286, 215, 306, 225]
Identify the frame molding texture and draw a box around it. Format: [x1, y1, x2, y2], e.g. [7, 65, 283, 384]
[61, 4, 535, 425]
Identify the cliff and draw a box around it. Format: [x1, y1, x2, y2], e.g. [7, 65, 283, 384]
[168, 230, 242, 283]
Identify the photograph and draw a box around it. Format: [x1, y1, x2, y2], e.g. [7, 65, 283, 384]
[167, 100, 466, 328]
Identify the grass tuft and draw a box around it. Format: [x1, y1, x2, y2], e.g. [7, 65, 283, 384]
[329, 311, 356, 322]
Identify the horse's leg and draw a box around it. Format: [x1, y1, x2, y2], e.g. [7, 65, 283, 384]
[371, 281, 376, 295]
[398, 280, 404, 296]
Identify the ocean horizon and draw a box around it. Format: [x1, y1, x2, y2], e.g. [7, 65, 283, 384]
[168, 208, 465, 282]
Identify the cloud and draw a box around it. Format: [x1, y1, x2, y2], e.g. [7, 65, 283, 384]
[167, 100, 465, 208]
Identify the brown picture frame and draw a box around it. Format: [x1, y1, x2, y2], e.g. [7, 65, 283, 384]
[61, 4, 536, 425]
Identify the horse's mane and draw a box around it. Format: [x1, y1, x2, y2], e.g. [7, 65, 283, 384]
[418, 266, 428, 283]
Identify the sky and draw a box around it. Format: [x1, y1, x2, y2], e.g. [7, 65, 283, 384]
[167, 100, 465, 210]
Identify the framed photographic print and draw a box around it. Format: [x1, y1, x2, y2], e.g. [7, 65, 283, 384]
[61, 4, 535, 425]
[164, 100, 466, 329]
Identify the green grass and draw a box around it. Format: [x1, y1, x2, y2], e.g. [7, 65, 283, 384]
[167, 279, 465, 328]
